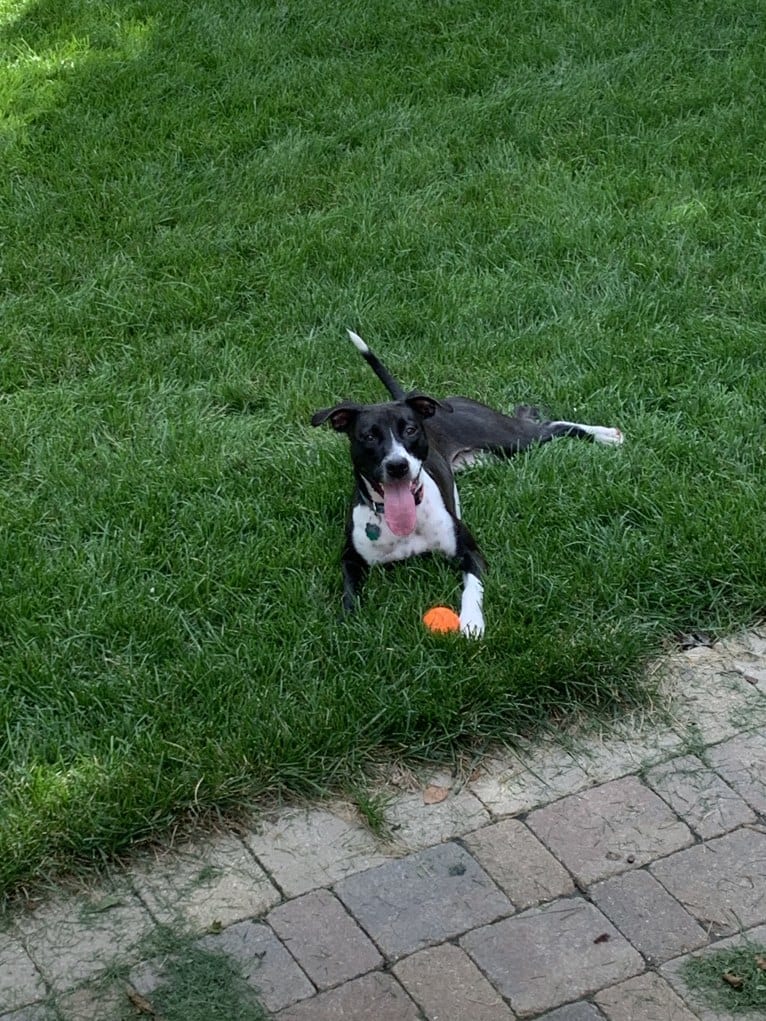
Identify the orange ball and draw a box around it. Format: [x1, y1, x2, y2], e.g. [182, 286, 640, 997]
[422, 606, 461, 634]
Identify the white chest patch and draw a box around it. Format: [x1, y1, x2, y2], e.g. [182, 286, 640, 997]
[351, 472, 458, 564]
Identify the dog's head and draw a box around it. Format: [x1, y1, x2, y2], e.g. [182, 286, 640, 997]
[311, 393, 449, 480]
[311, 393, 451, 536]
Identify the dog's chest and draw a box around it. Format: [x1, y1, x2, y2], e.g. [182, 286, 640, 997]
[351, 474, 458, 564]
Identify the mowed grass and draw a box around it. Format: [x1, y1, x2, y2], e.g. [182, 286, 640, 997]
[2, 0, 765, 896]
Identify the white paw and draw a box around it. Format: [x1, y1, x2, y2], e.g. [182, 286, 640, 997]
[460, 612, 485, 639]
[591, 426, 624, 446]
[460, 573, 485, 638]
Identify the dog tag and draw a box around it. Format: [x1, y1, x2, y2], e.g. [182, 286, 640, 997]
[365, 523, 381, 541]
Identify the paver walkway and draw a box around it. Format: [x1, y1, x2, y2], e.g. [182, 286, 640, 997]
[2, 629, 766, 1020]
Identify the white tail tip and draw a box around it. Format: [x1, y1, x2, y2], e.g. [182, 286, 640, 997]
[346, 329, 369, 354]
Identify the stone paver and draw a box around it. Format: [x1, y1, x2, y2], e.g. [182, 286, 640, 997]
[526, 776, 693, 886]
[707, 730, 766, 813]
[244, 807, 388, 897]
[5, 626, 766, 1021]
[662, 645, 766, 743]
[129, 832, 280, 931]
[590, 869, 709, 963]
[0, 1007, 57, 1021]
[572, 717, 683, 785]
[650, 828, 766, 935]
[274, 972, 422, 1020]
[537, 1005, 606, 1021]
[14, 884, 152, 994]
[334, 841, 512, 960]
[595, 972, 699, 1021]
[718, 629, 766, 659]
[129, 919, 315, 1014]
[645, 754, 755, 839]
[719, 629, 766, 694]
[197, 919, 315, 1013]
[393, 942, 516, 1020]
[56, 979, 134, 1021]
[462, 818, 575, 908]
[731, 660, 766, 691]
[0, 932, 45, 1013]
[470, 742, 590, 816]
[385, 786, 490, 851]
[267, 889, 382, 989]
[660, 923, 766, 1021]
[462, 896, 643, 1017]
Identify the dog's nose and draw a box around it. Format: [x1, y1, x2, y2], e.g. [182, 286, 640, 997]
[384, 458, 410, 479]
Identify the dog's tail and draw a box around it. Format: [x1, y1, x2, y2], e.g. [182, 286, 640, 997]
[347, 330, 406, 401]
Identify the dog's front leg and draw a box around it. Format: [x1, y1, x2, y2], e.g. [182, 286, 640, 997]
[457, 526, 486, 638]
[341, 540, 369, 613]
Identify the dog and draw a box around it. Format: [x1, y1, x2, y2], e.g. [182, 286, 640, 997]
[311, 331, 623, 637]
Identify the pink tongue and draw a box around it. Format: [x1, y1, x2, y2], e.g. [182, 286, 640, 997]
[383, 480, 417, 536]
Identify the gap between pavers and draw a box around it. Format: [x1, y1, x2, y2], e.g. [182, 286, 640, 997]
[525, 775, 694, 887]
[461, 817, 575, 909]
[589, 868, 709, 965]
[243, 806, 391, 898]
[0, 1004, 59, 1020]
[595, 971, 700, 1021]
[645, 755, 756, 840]
[267, 889, 383, 990]
[273, 971, 423, 1021]
[706, 730, 766, 814]
[535, 1003, 607, 1021]
[392, 942, 516, 1021]
[650, 827, 766, 936]
[334, 841, 513, 962]
[461, 895, 644, 1017]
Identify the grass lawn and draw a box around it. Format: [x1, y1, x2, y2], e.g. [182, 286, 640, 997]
[2, 0, 765, 897]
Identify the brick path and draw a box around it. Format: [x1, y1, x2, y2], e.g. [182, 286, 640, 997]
[2, 630, 766, 1020]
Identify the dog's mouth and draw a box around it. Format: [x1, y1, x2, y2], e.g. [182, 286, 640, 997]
[380, 478, 420, 537]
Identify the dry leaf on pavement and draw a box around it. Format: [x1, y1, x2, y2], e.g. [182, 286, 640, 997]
[423, 784, 449, 805]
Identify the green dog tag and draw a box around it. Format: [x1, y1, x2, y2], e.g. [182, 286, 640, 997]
[365, 523, 381, 541]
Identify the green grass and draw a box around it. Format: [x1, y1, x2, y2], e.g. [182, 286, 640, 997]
[682, 943, 766, 1015]
[146, 939, 268, 1021]
[46, 925, 271, 1020]
[2, 0, 765, 897]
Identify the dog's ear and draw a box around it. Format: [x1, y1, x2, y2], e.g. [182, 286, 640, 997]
[310, 402, 361, 432]
[405, 392, 453, 418]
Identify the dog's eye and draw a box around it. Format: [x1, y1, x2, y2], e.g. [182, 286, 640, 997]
[362, 431, 377, 443]
[404, 424, 419, 436]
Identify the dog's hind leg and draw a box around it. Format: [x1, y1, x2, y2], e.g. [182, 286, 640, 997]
[543, 421, 624, 445]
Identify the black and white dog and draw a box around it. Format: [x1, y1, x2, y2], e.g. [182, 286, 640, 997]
[312, 331, 622, 637]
